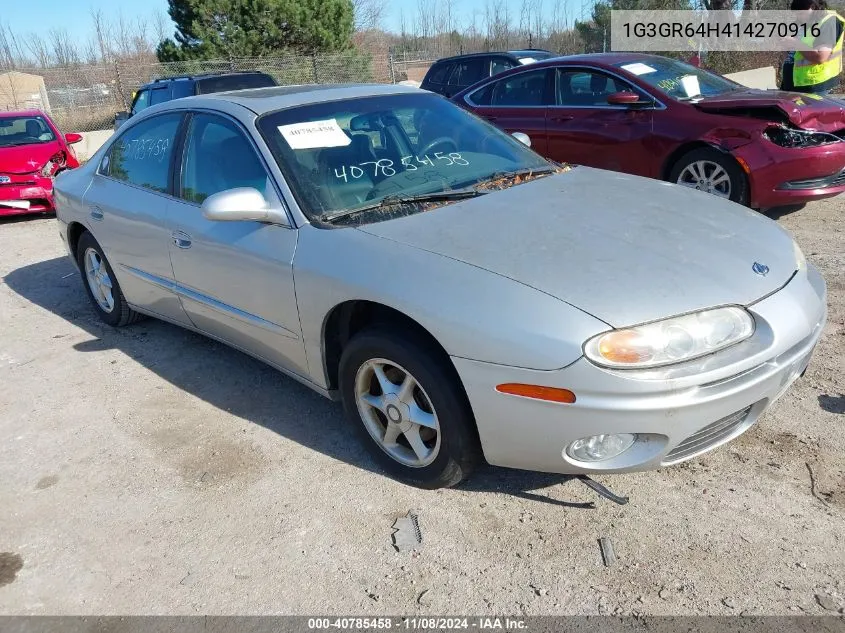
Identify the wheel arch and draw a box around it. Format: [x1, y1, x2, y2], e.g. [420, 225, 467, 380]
[661, 141, 719, 180]
[67, 221, 88, 258]
[661, 141, 751, 202]
[322, 300, 459, 391]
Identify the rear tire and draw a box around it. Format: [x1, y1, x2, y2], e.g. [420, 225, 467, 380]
[339, 328, 480, 488]
[76, 231, 143, 327]
[669, 147, 749, 206]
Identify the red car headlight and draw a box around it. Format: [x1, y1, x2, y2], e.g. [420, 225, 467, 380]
[40, 151, 66, 177]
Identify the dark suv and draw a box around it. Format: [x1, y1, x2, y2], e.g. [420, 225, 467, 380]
[114, 71, 277, 130]
[420, 50, 554, 98]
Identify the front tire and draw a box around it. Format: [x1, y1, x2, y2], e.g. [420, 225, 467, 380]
[669, 147, 749, 206]
[76, 231, 143, 327]
[339, 328, 480, 488]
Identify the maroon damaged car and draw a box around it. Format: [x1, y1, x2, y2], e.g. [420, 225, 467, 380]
[454, 53, 845, 209]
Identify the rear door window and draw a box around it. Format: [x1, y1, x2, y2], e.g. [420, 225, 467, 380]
[101, 113, 182, 194]
[149, 87, 170, 106]
[171, 81, 194, 99]
[425, 63, 451, 85]
[488, 69, 551, 106]
[448, 59, 485, 87]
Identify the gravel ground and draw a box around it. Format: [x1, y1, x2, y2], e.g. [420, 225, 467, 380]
[0, 199, 843, 616]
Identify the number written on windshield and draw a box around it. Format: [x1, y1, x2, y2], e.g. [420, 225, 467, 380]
[334, 153, 470, 183]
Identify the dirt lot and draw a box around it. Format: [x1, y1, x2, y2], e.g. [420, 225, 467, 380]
[0, 198, 843, 616]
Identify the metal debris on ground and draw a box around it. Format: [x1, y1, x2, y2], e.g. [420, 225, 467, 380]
[391, 511, 422, 552]
[598, 537, 617, 567]
[578, 475, 630, 505]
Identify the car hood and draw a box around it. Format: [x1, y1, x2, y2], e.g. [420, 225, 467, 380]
[0, 141, 61, 174]
[356, 168, 797, 327]
[694, 90, 845, 132]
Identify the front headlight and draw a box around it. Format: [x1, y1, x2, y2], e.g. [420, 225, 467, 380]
[584, 307, 755, 369]
[764, 126, 842, 148]
[793, 240, 806, 272]
[40, 151, 66, 177]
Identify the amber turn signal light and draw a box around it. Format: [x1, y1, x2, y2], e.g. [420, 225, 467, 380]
[495, 383, 576, 403]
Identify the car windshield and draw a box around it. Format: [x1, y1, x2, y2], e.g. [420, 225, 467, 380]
[0, 115, 56, 147]
[257, 92, 554, 223]
[615, 58, 741, 100]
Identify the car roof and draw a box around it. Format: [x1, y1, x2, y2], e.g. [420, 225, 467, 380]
[431, 51, 521, 63]
[195, 83, 424, 114]
[0, 109, 48, 118]
[508, 49, 554, 56]
[139, 70, 273, 90]
[549, 52, 669, 66]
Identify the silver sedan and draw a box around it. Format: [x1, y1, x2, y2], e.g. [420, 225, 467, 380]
[54, 84, 826, 488]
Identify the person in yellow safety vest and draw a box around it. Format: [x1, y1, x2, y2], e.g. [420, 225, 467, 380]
[780, 0, 845, 95]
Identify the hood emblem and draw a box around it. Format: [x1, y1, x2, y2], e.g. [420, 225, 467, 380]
[752, 262, 770, 276]
[0, 175, 9, 184]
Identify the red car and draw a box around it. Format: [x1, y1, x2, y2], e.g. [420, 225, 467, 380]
[0, 110, 82, 216]
[454, 53, 845, 209]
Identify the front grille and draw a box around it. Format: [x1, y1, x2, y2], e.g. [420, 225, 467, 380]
[832, 170, 845, 186]
[663, 406, 753, 464]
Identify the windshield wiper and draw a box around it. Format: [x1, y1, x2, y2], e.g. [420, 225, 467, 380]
[322, 189, 485, 223]
[468, 165, 558, 189]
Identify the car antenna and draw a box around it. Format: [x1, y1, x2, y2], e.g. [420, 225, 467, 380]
[577, 475, 630, 505]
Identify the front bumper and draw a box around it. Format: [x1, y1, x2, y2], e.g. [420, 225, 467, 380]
[735, 139, 845, 208]
[455, 264, 827, 474]
[0, 174, 55, 216]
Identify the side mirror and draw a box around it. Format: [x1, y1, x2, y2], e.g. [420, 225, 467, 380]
[607, 91, 650, 107]
[512, 132, 532, 147]
[201, 187, 288, 225]
[65, 132, 83, 144]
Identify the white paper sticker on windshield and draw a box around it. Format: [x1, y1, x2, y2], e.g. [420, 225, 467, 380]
[278, 119, 351, 150]
[680, 75, 701, 98]
[620, 62, 656, 75]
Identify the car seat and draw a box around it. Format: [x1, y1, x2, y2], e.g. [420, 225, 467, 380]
[25, 119, 43, 139]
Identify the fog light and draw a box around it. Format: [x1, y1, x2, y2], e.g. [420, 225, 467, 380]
[566, 433, 636, 462]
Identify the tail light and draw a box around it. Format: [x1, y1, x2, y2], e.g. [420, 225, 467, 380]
[41, 151, 66, 177]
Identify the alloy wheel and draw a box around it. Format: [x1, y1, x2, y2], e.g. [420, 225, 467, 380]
[83, 247, 115, 313]
[676, 160, 732, 199]
[354, 358, 441, 468]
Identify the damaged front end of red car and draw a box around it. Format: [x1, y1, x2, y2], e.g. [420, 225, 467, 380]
[0, 150, 72, 216]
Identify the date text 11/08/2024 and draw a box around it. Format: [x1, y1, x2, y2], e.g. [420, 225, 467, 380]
[307, 617, 528, 630]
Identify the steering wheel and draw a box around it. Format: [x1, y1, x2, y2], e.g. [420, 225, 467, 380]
[418, 137, 458, 157]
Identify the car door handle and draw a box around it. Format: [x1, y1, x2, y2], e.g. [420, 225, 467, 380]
[483, 115, 498, 122]
[171, 230, 192, 249]
[549, 115, 574, 123]
[89, 206, 104, 221]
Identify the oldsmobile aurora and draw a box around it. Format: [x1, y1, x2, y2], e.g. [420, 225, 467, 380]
[54, 85, 826, 488]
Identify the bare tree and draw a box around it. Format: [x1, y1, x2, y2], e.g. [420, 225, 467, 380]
[153, 11, 171, 45]
[48, 28, 81, 67]
[352, 0, 386, 31]
[0, 22, 27, 69]
[485, 0, 511, 50]
[27, 34, 52, 68]
[91, 9, 113, 64]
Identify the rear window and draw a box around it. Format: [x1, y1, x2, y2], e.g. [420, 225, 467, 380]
[195, 73, 277, 95]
